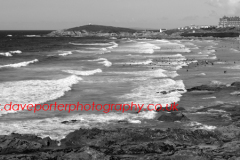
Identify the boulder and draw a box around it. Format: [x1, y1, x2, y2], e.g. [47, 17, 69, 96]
[157, 112, 190, 122]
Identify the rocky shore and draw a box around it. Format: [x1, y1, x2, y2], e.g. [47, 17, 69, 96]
[0, 127, 239, 160]
[1, 81, 240, 160]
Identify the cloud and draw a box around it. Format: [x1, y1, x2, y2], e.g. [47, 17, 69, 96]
[207, 0, 240, 14]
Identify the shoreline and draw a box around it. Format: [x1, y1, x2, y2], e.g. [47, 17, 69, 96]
[1, 37, 240, 159]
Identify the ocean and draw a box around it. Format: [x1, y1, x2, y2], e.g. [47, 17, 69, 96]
[1, 31, 240, 141]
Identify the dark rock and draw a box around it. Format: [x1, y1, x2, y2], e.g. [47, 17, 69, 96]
[231, 82, 240, 88]
[61, 147, 110, 160]
[187, 85, 222, 92]
[61, 120, 78, 124]
[157, 112, 190, 122]
[0, 126, 238, 159]
[161, 91, 168, 94]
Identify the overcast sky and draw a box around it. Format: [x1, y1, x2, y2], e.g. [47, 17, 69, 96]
[1, 0, 240, 30]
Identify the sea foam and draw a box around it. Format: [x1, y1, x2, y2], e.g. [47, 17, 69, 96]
[88, 58, 112, 67]
[59, 51, 73, 56]
[0, 50, 22, 57]
[0, 75, 82, 115]
[63, 69, 102, 76]
[0, 59, 38, 68]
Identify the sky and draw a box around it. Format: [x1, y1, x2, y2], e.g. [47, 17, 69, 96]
[0, 0, 240, 30]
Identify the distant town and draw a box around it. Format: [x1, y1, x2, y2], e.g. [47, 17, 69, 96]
[177, 16, 240, 30]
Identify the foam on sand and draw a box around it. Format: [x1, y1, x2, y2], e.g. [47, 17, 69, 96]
[0, 59, 38, 68]
[0, 75, 82, 115]
[63, 69, 102, 76]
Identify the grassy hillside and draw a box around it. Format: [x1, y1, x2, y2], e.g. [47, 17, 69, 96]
[66, 25, 138, 33]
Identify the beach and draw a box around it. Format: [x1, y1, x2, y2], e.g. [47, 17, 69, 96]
[1, 31, 240, 159]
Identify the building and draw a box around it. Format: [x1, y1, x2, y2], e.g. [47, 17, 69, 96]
[219, 16, 240, 27]
[160, 29, 167, 32]
[177, 25, 215, 30]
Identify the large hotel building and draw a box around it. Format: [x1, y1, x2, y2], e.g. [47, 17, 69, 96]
[219, 16, 240, 27]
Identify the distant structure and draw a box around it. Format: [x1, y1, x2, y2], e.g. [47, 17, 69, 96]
[177, 25, 215, 30]
[160, 29, 167, 32]
[219, 16, 240, 27]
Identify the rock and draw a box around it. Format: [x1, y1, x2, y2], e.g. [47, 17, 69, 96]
[61, 120, 78, 124]
[161, 91, 168, 94]
[61, 147, 110, 160]
[231, 82, 240, 88]
[187, 85, 222, 92]
[0, 127, 238, 159]
[157, 112, 190, 122]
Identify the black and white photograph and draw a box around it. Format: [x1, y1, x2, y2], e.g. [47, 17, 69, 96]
[1, 0, 240, 159]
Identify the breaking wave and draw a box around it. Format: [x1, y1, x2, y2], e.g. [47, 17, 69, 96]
[88, 58, 112, 67]
[0, 59, 38, 68]
[0, 50, 22, 57]
[0, 75, 82, 115]
[63, 69, 102, 76]
[59, 51, 73, 56]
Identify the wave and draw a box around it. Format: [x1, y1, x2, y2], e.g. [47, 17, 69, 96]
[106, 42, 119, 49]
[75, 50, 110, 54]
[0, 75, 82, 115]
[153, 40, 191, 53]
[120, 78, 186, 111]
[199, 73, 206, 76]
[114, 42, 159, 54]
[69, 42, 114, 46]
[209, 80, 227, 87]
[202, 96, 216, 99]
[199, 49, 216, 55]
[0, 59, 38, 68]
[88, 58, 112, 67]
[224, 64, 240, 69]
[231, 48, 240, 52]
[24, 35, 41, 37]
[87, 47, 108, 51]
[116, 59, 153, 65]
[110, 68, 178, 78]
[0, 50, 22, 57]
[63, 69, 102, 76]
[59, 51, 73, 56]
[230, 91, 240, 95]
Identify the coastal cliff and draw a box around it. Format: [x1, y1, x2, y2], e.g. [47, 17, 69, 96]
[46, 24, 168, 38]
